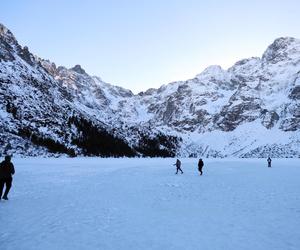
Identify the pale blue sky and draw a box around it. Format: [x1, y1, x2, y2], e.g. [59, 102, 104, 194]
[1, 0, 300, 93]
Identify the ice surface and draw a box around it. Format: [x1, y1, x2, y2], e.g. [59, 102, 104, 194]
[0, 158, 300, 250]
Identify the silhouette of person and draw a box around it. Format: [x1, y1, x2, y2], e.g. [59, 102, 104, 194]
[267, 157, 272, 168]
[0, 155, 15, 200]
[198, 158, 204, 175]
[174, 159, 183, 174]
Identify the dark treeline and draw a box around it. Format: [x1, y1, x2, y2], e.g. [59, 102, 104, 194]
[14, 115, 179, 157]
[18, 127, 76, 156]
[68, 116, 136, 157]
[136, 132, 179, 157]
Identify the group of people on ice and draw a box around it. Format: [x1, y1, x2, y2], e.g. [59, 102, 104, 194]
[174, 157, 272, 175]
[0, 155, 272, 201]
[174, 158, 204, 175]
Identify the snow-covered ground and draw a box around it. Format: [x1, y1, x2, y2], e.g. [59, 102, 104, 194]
[1, 158, 300, 250]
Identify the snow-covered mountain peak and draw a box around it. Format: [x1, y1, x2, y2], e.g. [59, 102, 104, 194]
[70, 64, 87, 75]
[0, 23, 16, 42]
[196, 65, 224, 78]
[262, 37, 300, 64]
[92, 76, 134, 98]
[194, 65, 232, 90]
[228, 57, 261, 81]
[229, 57, 261, 69]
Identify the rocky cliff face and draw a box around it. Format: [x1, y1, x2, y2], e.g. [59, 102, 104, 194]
[0, 23, 299, 157]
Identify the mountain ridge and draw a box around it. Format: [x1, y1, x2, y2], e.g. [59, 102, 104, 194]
[1, 23, 299, 157]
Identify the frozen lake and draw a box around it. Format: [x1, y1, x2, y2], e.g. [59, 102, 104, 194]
[1, 158, 300, 250]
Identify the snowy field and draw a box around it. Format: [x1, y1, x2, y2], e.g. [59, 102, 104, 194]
[1, 158, 300, 250]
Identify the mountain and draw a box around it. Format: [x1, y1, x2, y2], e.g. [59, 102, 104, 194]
[0, 23, 299, 157]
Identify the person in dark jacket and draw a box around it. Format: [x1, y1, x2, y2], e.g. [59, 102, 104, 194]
[198, 158, 204, 175]
[174, 159, 183, 174]
[267, 157, 272, 168]
[0, 155, 15, 200]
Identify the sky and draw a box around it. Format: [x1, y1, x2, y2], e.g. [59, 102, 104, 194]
[1, 0, 300, 93]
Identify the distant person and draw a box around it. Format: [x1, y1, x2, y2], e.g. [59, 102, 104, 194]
[267, 157, 272, 168]
[174, 159, 183, 174]
[0, 155, 15, 200]
[198, 158, 204, 175]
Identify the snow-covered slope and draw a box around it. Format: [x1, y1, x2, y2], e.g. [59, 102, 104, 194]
[0, 23, 299, 157]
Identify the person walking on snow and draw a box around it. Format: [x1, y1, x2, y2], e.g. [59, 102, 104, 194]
[0, 155, 15, 200]
[174, 159, 183, 174]
[267, 157, 272, 168]
[198, 158, 204, 175]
